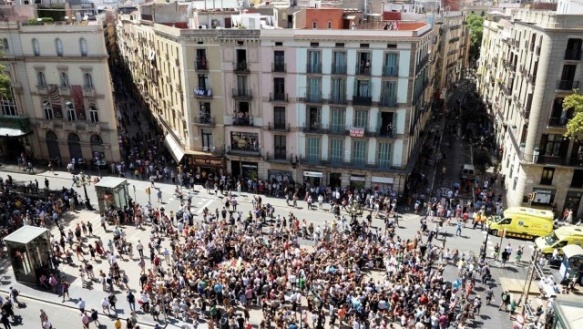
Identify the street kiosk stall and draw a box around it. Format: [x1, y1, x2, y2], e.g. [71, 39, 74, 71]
[559, 244, 583, 283]
[94, 177, 130, 213]
[3, 226, 51, 285]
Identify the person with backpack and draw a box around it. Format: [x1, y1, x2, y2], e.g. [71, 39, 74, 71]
[8, 288, 19, 308]
[499, 290, 510, 311]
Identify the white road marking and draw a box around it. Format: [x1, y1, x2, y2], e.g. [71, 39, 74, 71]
[197, 199, 214, 214]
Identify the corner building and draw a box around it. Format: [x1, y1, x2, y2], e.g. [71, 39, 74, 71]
[477, 3, 583, 218]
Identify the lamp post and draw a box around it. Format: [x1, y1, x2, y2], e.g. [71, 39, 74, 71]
[481, 222, 490, 259]
[79, 172, 93, 210]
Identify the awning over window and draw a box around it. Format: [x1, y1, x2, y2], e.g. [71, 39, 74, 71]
[163, 134, 185, 163]
[0, 127, 30, 137]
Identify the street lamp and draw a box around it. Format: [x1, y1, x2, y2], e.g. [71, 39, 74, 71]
[79, 172, 94, 210]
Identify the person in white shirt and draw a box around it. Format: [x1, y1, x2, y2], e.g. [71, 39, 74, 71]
[78, 298, 86, 313]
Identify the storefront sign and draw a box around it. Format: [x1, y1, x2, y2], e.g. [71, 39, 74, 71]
[192, 158, 223, 167]
[533, 189, 553, 204]
[350, 175, 366, 182]
[303, 171, 323, 178]
[371, 176, 394, 184]
[349, 128, 365, 137]
[242, 163, 258, 169]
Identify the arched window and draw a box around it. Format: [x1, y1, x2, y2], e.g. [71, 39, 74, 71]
[2, 38, 8, 50]
[32, 38, 40, 56]
[79, 38, 88, 56]
[90, 134, 105, 162]
[55, 38, 63, 56]
[59, 72, 69, 88]
[65, 101, 76, 121]
[43, 100, 53, 120]
[67, 132, 82, 160]
[46, 130, 60, 161]
[36, 71, 46, 87]
[68, 133, 80, 142]
[89, 103, 99, 123]
[46, 131, 58, 140]
[83, 73, 93, 89]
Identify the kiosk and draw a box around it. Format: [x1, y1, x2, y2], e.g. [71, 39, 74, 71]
[559, 244, 583, 283]
[94, 177, 130, 213]
[3, 226, 52, 285]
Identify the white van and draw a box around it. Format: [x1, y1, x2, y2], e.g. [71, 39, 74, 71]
[460, 164, 476, 180]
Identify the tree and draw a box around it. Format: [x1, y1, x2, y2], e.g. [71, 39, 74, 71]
[473, 147, 492, 175]
[563, 91, 583, 139]
[466, 13, 485, 63]
[0, 62, 12, 99]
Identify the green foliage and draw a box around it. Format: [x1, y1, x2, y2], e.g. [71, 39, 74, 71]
[466, 13, 485, 63]
[563, 90, 583, 139]
[27, 17, 55, 25]
[36, 6, 65, 22]
[0, 64, 11, 99]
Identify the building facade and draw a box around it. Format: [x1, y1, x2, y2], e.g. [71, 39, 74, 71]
[477, 5, 583, 218]
[116, 4, 435, 192]
[0, 18, 120, 166]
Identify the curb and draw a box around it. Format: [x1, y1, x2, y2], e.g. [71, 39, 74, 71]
[0, 288, 166, 328]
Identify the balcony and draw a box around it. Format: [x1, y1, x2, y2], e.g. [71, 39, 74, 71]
[272, 63, 286, 73]
[227, 145, 261, 156]
[306, 63, 322, 74]
[83, 87, 96, 97]
[300, 155, 323, 165]
[352, 94, 372, 106]
[233, 61, 249, 74]
[329, 124, 348, 135]
[195, 146, 225, 156]
[196, 57, 208, 71]
[267, 122, 290, 131]
[232, 88, 253, 100]
[448, 37, 460, 43]
[86, 123, 101, 133]
[379, 94, 397, 107]
[416, 55, 429, 73]
[232, 115, 254, 126]
[264, 152, 290, 163]
[328, 93, 347, 105]
[40, 121, 53, 129]
[537, 155, 566, 165]
[355, 64, 371, 76]
[564, 49, 582, 61]
[269, 93, 288, 103]
[302, 123, 327, 134]
[331, 64, 347, 75]
[194, 88, 213, 98]
[36, 85, 48, 94]
[382, 65, 399, 77]
[304, 92, 323, 104]
[59, 86, 70, 96]
[556, 80, 579, 91]
[193, 116, 215, 126]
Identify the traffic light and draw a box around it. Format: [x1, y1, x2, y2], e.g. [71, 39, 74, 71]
[145, 187, 151, 195]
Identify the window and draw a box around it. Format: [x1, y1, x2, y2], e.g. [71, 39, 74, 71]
[354, 109, 368, 128]
[306, 77, 321, 101]
[356, 52, 371, 74]
[32, 38, 40, 56]
[43, 100, 53, 120]
[327, 21, 332, 29]
[202, 128, 213, 149]
[0, 98, 16, 116]
[90, 134, 104, 161]
[83, 73, 93, 89]
[65, 101, 76, 121]
[312, 21, 317, 29]
[329, 139, 343, 163]
[196, 49, 207, 70]
[540, 134, 568, 157]
[236, 75, 248, 92]
[89, 103, 99, 123]
[306, 107, 321, 130]
[274, 135, 286, 160]
[273, 77, 285, 96]
[571, 170, 583, 188]
[381, 81, 397, 106]
[332, 51, 347, 74]
[199, 102, 211, 123]
[355, 79, 371, 97]
[60, 72, 69, 88]
[198, 74, 209, 90]
[352, 140, 367, 164]
[307, 50, 321, 73]
[79, 38, 88, 56]
[565, 38, 582, 60]
[273, 107, 286, 129]
[330, 108, 345, 133]
[306, 137, 320, 162]
[330, 78, 346, 103]
[37, 71, 46, 87]
[273, 50, 285, 72]
[2, 38, 8, 51]
[378, 143, 392, 168]
[383, 52, 399, 76]
[540, 167, 555, 185]
[55, 38, 63, 56]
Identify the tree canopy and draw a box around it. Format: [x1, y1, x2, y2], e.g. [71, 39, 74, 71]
[466, 13, 485, 63]
[0, 63, 12, 99]
[563, 91, 583, 139]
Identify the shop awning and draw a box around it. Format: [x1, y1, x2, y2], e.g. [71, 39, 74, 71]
[163, 134, 185, 163]
[0, 127, 30, 137]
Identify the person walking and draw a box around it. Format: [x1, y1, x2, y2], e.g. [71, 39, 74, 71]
[455, 220, 463, 237]
[90, 309, 100, 326]
[1, 312, 11, 329]
[127, 291, 136, 312]
[81, 312, 90, 329]
[78, 298, 86, 313]
[136, 241, 144, 258]
[61, 280, 70, 302]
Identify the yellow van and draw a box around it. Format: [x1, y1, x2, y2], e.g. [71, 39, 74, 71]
[535, 225, 583, 257]
[487, 207, 554, 239]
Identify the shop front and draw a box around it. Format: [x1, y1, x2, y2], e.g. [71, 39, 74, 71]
[371, 176, 394, 194]
[185, 156, 224, 181]
[267, 169, 294, 184]
[564, 191, 583, 220]
[232, 161, 258, 181]
[303, 170, 323, 186]
[330, 172, 342, 189]
[532, 188, 555, 206]
[350, 175, 366, 189]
